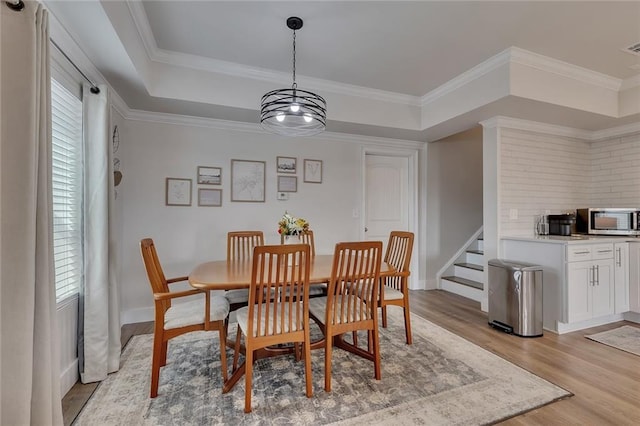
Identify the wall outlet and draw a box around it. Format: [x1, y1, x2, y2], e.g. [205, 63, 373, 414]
[509, 208, 518, 220]
[277, 192, 289, 200]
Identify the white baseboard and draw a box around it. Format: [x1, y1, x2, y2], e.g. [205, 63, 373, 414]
[623, 311, 640, 324]
[121, 306, 154, 326]
[556, 313, 624, 334]
[60, 359, 78, 396]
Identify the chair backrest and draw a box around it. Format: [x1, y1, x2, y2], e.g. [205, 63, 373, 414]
[247, 244, 311, 338]
[227, 231, 264, 262]
[140, 238, 171, 309]
[280, 229, 315, 257]
[326, 241, 382, 326]
[385, 231, 414, 272]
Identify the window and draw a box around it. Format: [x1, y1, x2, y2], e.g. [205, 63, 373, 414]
[51, 78, 83, 302]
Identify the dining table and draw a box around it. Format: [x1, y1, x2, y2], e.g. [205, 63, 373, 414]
[188, 254, 397, 393]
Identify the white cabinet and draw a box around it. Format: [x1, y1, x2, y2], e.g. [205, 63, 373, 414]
[630, 243, 640, 313]
[566, 245, 614, 323]
[614, 243, 629, 313]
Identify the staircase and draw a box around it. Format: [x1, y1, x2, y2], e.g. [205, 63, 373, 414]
[439, 234, 484, 302]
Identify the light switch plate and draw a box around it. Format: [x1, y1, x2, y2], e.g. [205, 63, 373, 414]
[509, 208, 518, 220]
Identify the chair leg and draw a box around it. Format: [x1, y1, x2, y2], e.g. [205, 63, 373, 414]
[324, 336, 333, 392]
[403, 303, 413, 345]
[303, 331, 313, 398]
[372, 327, 381, 381]
[381, 305, 388, 328]
[150, 334, 163, 398]
[352, 331, 358, 347]
[233, 324, 242, 371]
[160, 341, 168, 367]
[244, 346, 254, 413]
[218, 324, 228, 382]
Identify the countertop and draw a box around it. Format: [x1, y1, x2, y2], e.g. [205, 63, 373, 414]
[501, 235, 640, 245]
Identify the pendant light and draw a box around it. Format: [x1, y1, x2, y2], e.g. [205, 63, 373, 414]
[260, 17, 327, 137]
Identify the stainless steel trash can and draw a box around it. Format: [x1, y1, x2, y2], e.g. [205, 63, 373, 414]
[488, 259, 543, 337]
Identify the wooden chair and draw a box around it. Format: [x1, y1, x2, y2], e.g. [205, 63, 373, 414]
[225, 231, 264, 310]
[140, 238, 230, 398]
[308, 241, 383, 392]
[231, 244, 312, 413]
[379, 231, 414, 344]
[281, 230, 325, 297]
[280, 229, 315, 257]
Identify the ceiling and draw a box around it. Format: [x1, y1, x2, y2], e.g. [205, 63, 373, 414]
[45, 1, 640, 141]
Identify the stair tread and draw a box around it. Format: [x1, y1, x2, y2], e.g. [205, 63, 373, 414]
[442, 276, 484, 290]
[467, 249, 484, 255]
[454, 262, 484, 271]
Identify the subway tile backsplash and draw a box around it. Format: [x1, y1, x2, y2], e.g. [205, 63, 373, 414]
[500, 129, 640, 236]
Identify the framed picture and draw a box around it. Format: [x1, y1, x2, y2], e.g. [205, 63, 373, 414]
[278, 175, 297, 192]
[303, 159, 323, 183]
[276, 156, 297, 174]
[197, 166, 221, 185]
[198, 188, 222, 206]
[231, 159, 266, 202]
[165, 178, 192, 206]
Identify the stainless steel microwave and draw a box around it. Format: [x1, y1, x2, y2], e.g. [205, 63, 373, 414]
[576, 208, 640, 236]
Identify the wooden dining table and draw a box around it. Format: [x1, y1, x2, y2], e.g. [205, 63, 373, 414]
[188, 254, 396, 393]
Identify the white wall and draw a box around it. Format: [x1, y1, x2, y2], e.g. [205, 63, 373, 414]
[118, 117, 421, 324]
[500, 129, 590, 236]
[425, 127, 483, 285]
[590, 132, 640, 207]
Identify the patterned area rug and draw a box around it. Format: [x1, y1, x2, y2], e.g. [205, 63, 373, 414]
[74, 310, 570, 425]
[585, 325, 640, 356]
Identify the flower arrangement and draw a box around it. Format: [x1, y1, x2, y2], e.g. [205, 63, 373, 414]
[278, 211, 309, 236]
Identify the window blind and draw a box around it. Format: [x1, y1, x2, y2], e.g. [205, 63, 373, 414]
[51, 78, 83, 302]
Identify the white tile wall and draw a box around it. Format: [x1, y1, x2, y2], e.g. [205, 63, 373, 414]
[590, 133, 640, 207]
[499, 129, 640, 236]
[500, 129, 590, 236]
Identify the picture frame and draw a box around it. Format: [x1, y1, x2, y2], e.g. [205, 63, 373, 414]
[276, 156, 297, 174]
[277, 175, 297, 192]
[197, 166, 222, 185]
[165, 178, 192, 206]
[198, 188, 222, 207]
[303, 159, 323, 183]
[230, 159, 266, 202]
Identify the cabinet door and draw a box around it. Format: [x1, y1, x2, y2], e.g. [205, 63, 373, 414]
[567, 260, 592, 323]
[630, 243, 640, 313]
[614, 243, 629, 314]
[592, 259, 615, 318]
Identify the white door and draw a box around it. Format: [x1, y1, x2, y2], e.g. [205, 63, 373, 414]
[364, 154, 409, 248]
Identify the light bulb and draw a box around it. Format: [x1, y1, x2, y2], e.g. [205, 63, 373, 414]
[276, 112, 285, 122]
[303, 113, 312, 123]
[290, 103, 300, 113]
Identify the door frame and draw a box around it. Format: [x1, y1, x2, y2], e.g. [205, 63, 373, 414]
[361, 146, 420, 289]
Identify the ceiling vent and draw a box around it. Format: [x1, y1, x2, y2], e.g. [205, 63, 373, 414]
[623, 42, 640, 56]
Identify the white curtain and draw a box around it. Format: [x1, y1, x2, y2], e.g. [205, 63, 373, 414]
[0, 2, 63, 425]
[79, 84, 121, 383]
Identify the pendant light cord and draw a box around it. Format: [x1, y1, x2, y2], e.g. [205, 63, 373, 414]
[292, 29, 297, 90]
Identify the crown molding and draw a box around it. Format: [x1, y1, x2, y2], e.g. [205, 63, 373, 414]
[509, 46, 622, 91]
[590, 121, 640, 141]
[421, 48, 512, 106]
[125, 0, 158, 62]
[480, 116, 593, 139]
[122, 108, 423, 148]
[620, 74, 640, 90]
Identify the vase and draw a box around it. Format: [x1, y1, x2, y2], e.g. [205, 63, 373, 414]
[283, 235, 301, 265]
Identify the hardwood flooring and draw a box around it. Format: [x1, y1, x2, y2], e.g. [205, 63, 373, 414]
[62, 290, 640, 425]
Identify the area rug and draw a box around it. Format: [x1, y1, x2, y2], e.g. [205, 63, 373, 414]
[73, 310, 570, 425]
[585, 325, 640, 356]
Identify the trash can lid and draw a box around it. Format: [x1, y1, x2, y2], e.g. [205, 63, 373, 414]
[488, 258, 542, 271]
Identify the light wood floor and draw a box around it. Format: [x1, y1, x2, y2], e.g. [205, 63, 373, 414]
[62, 290, 640, 425]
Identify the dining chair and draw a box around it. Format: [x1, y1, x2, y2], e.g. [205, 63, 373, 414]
[225, 231, 265, 311]
[379, 231, 414, 344]
[232, 243, 313, 413]
[281, 230, 325, 298]
[308, 240, 383, 392]
[140, 238, 230, 398]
